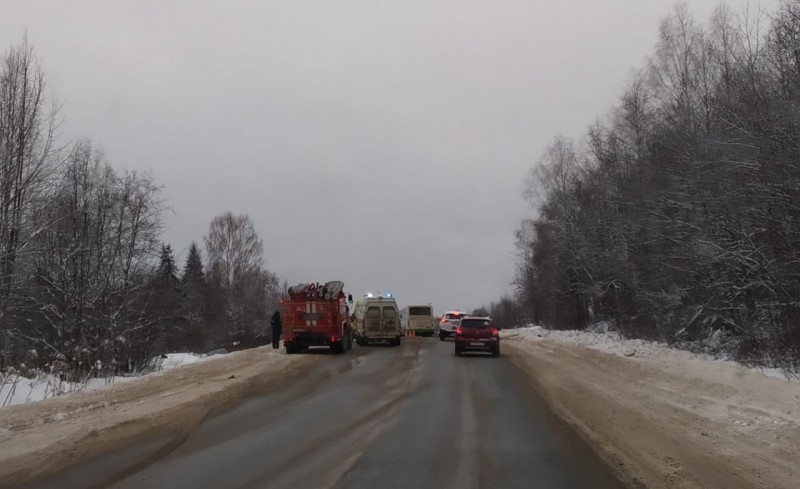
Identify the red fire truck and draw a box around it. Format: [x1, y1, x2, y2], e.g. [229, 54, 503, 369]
[281, 281, 353, 354]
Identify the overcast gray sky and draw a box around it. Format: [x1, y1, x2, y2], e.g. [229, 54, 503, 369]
[1, 0, 754, 314]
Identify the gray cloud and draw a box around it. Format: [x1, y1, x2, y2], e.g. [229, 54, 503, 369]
[1, 0, 749, 313]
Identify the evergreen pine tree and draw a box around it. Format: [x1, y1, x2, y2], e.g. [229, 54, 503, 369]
[157, 244, 178, 285]
[182, 242, 204, 285]
[179, 242, 208, 351]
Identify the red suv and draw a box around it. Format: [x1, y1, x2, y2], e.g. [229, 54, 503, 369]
[454, 316, 500, 357]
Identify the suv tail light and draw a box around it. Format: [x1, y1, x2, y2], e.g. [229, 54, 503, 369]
[491, 328, 499, 336]
[440, 317, 448, 323]
[455, 326, 463, 335]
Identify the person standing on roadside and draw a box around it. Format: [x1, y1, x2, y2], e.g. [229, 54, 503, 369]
[270, 311, 282, 349]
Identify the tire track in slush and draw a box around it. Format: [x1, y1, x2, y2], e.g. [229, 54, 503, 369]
[111, 342, 423, 489]
[234, 346, 422, 489]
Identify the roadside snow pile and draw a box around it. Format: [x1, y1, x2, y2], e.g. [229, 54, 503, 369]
[506, 330, 800, 488]
[0, 372, 133, 408]
[1, 352, 212, 408]
[504, 325, 799, 382]
[150, 352, 210, 371]
[0, 346, 308, 487]
[1, 373, 82, 408]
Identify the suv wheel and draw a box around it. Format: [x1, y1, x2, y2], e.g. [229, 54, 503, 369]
[439, 332, 446, 341]
[492, 347, 500, 357]
[454, 346, 461, 356]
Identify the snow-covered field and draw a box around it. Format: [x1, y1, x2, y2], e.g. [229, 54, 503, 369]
[504, 325, 800, 488]
[0, 352, 213, 408]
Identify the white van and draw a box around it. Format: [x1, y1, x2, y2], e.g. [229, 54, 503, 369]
[402, 304, 434, 337]
[352, 294, 402, 346]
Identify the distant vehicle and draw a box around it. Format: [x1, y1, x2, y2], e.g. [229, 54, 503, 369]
[402, 304, 435, 337]
[438, 310, 466, 340]
[454, 316, 500, 357]
[281, 281, 353, 354]
[352, 293, 402, 346]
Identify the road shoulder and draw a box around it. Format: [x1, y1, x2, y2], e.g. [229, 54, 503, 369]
[506, 338, 800, 489]
[0, 347, 318, 487]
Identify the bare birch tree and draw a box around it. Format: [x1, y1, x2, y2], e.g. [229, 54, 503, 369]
[204, 212, 265, 341]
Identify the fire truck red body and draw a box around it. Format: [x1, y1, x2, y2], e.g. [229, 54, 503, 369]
[281, 281, 353, 354]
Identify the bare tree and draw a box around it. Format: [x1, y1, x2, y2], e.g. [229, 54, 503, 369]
[204, 212, 265, 340]
[0, 36, 60, 362]
[10, 140, 165, 374]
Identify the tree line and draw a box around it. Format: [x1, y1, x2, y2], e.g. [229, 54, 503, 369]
[0, 38, 282, 377]
[483, 1, 800, 368]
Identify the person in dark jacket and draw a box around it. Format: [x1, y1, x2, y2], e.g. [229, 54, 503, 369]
[270, 311, 282, 349]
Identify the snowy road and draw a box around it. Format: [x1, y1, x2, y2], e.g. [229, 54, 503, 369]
[23, 340, 619, 489]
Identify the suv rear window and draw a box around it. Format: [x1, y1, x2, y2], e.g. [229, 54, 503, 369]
[460, 319, 492, 329]
[409, 306, 431, 316]
[445, 313, 464, 320]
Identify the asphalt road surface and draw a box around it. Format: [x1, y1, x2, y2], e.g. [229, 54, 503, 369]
[27, 339, 620, 489]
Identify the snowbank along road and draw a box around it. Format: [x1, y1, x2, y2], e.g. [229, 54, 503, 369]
[0, 347, 316, 487]
[505, 329, 800, 489]
[7, 340, 619, 489]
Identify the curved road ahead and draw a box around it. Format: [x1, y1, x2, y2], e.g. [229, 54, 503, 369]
[28, 339, 619, 489]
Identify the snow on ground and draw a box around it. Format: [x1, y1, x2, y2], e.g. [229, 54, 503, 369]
[0, 346, 310, 486]
[504, 326, 800, 488]
[0, 352, 211, 408]
[152, 352, 212, 371]
[504, 325, 799, 382]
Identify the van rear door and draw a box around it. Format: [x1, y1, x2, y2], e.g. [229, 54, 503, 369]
[366, 306, 381, 334]
[382, 306, 398, 333]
